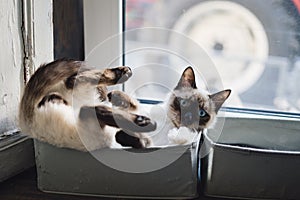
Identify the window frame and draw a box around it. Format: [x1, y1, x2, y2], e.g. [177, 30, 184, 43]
[122, 0, 300, 119]
[2, 0, 300, 183]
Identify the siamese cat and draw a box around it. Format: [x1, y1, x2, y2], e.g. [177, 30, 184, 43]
[164, 66, 231, 145]
[107, 66, 231, 146]
[19, 59, 156, 151]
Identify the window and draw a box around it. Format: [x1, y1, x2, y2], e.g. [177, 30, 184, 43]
[124, 0, 300, 114]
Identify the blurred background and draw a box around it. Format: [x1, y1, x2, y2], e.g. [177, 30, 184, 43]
[124, 0, 300, 113]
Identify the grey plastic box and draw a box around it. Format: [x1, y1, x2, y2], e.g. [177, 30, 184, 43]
[202, 117, 300, 200]
[0, 135, 35, 182]
[34, 138, 200, 199]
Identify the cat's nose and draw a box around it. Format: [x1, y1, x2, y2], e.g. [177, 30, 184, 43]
[182, 112, 193, 125]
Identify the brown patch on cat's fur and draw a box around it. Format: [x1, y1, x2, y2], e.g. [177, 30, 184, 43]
[107, 90, 138, 111]
[209, 90, 231, 111]
[20, 59, 81, 124]
[175, 66, 197, 89]
[38, 93, 68, 108]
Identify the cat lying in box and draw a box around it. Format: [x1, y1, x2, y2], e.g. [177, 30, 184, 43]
[19, 59, 230, 150]
[109, 67, 231, 146]
[19, 59, 156, 151]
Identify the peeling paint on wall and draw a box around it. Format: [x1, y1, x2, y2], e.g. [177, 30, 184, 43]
[0, 0, 54, 135]
[0, 0, 23, 133]
[0, 0, 53, 134]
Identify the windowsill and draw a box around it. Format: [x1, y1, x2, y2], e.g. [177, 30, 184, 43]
[0, 132, 35, 182]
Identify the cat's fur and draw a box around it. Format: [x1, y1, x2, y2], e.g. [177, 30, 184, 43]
[19, 59, 156, 151]
[150, 66, 231, 146]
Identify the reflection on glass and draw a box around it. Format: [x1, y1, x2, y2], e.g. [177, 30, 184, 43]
[125, 0, 300, 112]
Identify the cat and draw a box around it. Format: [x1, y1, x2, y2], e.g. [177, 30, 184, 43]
[18, 59, 156, 151]
[150, 66, 231, 146]
[106, 66, 231, 146]
[168, 66, 231, 131]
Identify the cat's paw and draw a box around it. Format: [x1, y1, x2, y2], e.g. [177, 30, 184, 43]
[133, 115, 156, 132]
[115, 130, 152, 148]
[139, 134, 152, 148]
[111, 66, 132, 84]
[168, 127, 199, 145]
[107, 90, 138, 111]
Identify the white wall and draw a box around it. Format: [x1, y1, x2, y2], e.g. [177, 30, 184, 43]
[0, 0, 53, 134]
[0, 0, 120, 134]
[0, 0, 24, 133]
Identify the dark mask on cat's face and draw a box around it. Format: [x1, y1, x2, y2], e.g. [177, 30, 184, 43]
[168, 67, 231, 131]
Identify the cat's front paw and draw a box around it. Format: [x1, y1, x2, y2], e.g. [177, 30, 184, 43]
[134, 115, 157, 132]
[139, 134, 152, 148]
[115, 131, 152, 148]
[107, 90, 138, 111]
[111, 66, 132, 84]
[168, 127, 199, 145]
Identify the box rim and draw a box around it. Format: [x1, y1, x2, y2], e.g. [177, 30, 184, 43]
[204, 131, 300, 155]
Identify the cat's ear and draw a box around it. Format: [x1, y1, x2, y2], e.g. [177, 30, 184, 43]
[209, 89, 231, 112]
[175, 66, 197, 89]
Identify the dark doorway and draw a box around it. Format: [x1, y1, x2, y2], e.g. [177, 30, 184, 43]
[53, 0, 84, 60]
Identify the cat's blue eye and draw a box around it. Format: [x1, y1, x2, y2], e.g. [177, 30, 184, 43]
[199, 109, 207, 117]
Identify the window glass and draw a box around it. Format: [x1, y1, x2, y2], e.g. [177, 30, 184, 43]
[124, 0, 300, 113]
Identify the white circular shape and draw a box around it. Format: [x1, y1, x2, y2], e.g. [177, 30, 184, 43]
[172, 0, 269, 93]
[79, 27, 226, 173]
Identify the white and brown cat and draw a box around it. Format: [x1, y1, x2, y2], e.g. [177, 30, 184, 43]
[19, 59, 156, 151]
[168, 66, 231, 130]
[150, 66, 231, 146]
